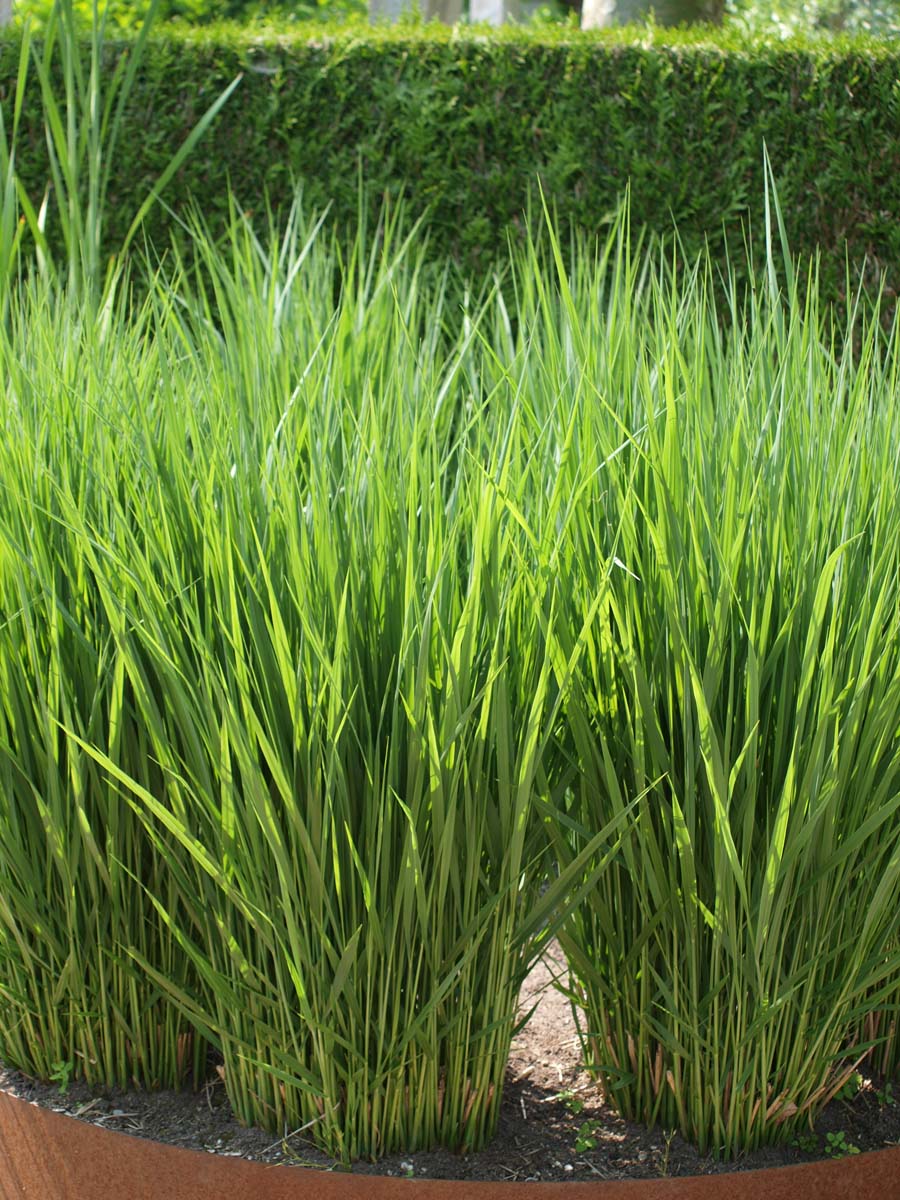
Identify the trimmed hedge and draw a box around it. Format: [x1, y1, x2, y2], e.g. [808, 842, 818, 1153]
[3, 21, 900, 297]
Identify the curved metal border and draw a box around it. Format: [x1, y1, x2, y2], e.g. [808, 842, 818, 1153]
[2, 1090, 899, 1199]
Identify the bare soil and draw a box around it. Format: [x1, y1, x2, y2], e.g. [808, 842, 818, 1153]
[2, 945, 899, 1183]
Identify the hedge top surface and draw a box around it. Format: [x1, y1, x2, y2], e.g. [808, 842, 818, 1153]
[3, 17, 900, 56]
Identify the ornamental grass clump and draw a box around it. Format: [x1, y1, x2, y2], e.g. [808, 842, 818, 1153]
[0, 0, 239, 1092]
[528, 181, 900, 1156]
[0, 190, 628, 1157]
[0, 279, 209, 1088]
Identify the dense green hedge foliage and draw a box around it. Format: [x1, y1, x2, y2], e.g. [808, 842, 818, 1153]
[3, 22, 900, 296]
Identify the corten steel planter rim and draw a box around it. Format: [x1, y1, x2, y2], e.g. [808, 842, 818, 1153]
[2, 1089, 900, 1200]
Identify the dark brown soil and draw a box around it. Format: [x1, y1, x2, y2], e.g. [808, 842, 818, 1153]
[2, 945, 899, 1183]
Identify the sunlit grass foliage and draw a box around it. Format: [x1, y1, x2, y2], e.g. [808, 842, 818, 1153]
[0, 195, 632, 1154]
[531, 203, 900, 1155]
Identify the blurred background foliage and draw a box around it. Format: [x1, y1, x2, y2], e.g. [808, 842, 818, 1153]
[11, 0, 366, 29]
[724, 0, 900, 35]
[10, 0, 900, 34]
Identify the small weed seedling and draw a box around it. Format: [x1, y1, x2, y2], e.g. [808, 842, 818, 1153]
[557, 1089, 585, 1116]
[876, 1082, 897, 1108]
[659, 1128, 677, 1177]
[49, 1060, 74, 1096]
[791, 1132, 819, 1154]
[824, 1131, 861, 1158]
[835, 1072, 863, 1103]
[574, 1120, 601, 1153]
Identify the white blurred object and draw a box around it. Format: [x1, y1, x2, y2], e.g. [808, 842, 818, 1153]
[583, 0, 724, 24]
[580, 0, 616, 24]
[370, 0, 462, 19]
[470, 0, 520, 22]
[369, 0, 518, 23]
